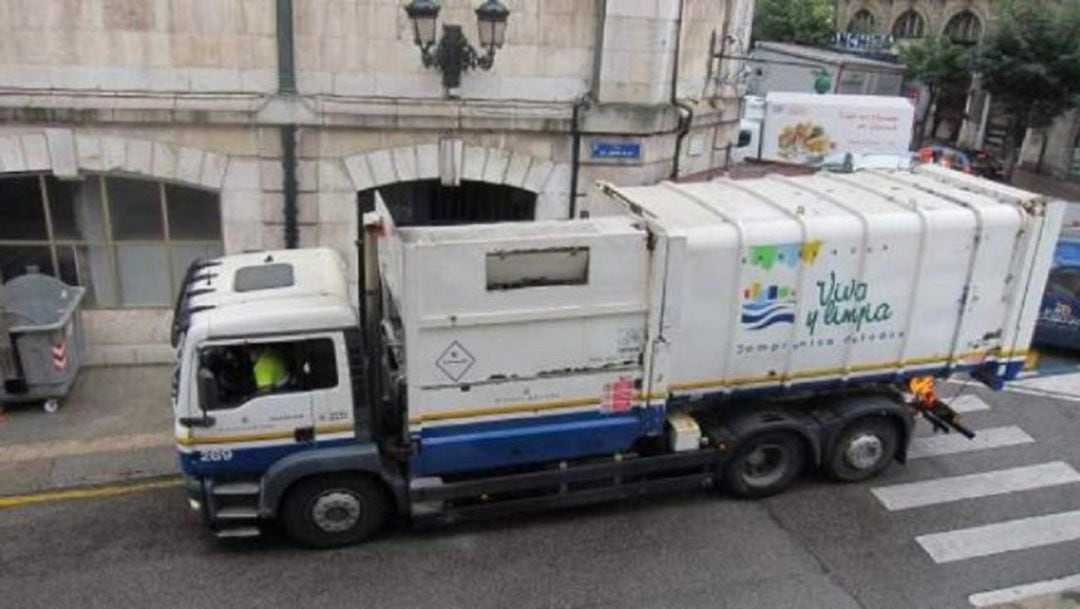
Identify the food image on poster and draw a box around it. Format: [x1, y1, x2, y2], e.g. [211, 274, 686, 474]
[776, 120, 835, 162]
[760, 93, 915, 167]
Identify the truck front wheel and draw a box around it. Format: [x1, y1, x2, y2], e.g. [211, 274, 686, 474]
[280, 474, 390, 548]
[825, 417, 899, 482]
[722, 432, 806, 498]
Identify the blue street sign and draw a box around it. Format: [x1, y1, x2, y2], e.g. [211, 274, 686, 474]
[591, 141, 642, 159]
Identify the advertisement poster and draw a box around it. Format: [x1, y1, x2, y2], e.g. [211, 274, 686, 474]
[760, 92, 915, 165]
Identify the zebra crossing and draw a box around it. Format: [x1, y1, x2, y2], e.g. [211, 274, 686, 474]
[865, 392, 1080, 607]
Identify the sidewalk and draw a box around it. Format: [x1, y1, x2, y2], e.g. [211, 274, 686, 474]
[0, 365, 177, 498]
[1011, 168, 1080, 204]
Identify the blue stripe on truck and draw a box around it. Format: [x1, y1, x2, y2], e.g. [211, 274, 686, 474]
[410, 408, 663, 477]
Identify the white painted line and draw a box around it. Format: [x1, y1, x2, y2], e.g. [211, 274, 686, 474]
[917, 509, 1080, 563]
[1005, 384, 1080, 404]
[908, 426, 1034, 460]
[970, 572, 1080, 607]
[945, 394, 991, 414]
[872, 462, 1080, 511]
[1007, 371, 1080, 403]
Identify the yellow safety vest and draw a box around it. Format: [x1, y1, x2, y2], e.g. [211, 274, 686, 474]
[253, 350, 289, 390]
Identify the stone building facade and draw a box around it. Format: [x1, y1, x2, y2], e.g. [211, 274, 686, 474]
[837, 0, 991, 44]
[0, 0, 753, 365]
[836, 0, 993, 147]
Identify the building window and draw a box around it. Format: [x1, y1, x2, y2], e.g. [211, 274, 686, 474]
[946, 11, 981, 45]
[0, 174, 223, 308]
[848, 10, 876, 34]
[892, 10, 925, 39]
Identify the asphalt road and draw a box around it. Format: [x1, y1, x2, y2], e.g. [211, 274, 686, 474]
[3, 379, 1080, 609]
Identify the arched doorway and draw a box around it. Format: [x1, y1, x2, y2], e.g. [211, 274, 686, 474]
[357, 179, 537, 226]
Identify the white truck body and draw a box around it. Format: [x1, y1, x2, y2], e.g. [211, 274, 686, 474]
[733, 93, 915, 167]
[374, 165, 1059, 476]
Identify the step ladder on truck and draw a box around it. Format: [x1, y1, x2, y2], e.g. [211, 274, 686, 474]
[170, 165, 1062, 547]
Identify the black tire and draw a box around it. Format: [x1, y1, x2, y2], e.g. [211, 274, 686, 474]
[825, 417, 899, 483]
[280, 474, 390, 548]
[722, 432, 806, 498]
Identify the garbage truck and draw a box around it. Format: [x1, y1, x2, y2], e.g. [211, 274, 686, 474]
[171, 165, 1061, 547]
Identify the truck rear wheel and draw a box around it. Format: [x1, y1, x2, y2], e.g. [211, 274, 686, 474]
[280, 474, 389, 548]
[825, 417, 899, 482]
[722, 432, 806, 498]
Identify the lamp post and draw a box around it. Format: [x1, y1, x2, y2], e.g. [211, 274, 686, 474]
[403, 0, 510, 90]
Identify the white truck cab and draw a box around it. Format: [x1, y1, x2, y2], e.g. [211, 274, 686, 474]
[171, 249, 387, 542]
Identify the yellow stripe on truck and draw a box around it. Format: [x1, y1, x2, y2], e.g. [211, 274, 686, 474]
[176, 423, 355, 447]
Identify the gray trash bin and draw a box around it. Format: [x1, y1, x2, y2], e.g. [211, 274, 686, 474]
[0, 271, 86, 413]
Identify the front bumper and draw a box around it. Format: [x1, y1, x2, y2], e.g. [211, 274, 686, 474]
[184, 475, 211, 526]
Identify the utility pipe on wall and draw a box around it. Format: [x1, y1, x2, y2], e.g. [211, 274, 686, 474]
[670, 0, 692, 180]
[276, 0, 299, 248]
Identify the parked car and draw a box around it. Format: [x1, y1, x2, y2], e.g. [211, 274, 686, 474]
[1034, 230, 1080, 350]
[917, 145, 1004, 180]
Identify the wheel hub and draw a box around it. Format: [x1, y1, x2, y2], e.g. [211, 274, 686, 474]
[741, 444, 787, 487]
[311, 491, 362, 533]
[845, 433, 884, 471]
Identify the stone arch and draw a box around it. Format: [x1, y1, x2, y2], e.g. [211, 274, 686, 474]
[339, 143, 572, 221]
[0, 128, 229, 190]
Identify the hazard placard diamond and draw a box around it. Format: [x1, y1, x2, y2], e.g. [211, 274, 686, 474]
[436, 341, 475, 382]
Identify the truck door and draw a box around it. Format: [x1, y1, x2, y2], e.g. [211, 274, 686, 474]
[304, 333, 360, 446]
[192, 338, 320, 473]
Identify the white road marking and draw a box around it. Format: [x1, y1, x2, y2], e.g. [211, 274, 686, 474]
[1004, 384, 1080, 403]
[872, 462, 1080, 511]
[917, 509, 1080, 563]
[944, 394, 991, 413]
[907, 426, 1033, 460]
[1006, 370, 1080, 403]
[969, 572, 1080, 607]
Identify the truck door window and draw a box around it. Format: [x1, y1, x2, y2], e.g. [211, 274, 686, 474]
[199, 338, 338, 410]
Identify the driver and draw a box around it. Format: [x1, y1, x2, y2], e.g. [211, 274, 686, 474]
[251, 346, 291, 392]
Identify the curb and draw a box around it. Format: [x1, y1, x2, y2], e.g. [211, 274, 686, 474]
[0, 473, 183, 511]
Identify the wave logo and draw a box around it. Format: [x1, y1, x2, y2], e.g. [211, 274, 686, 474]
[741, 283, 796, 331]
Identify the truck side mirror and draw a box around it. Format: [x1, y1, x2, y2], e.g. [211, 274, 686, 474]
[197, 367, 220, 412]
[737, 129, 752, 148]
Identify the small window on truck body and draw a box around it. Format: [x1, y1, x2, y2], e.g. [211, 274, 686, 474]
[486, 246, 589, 290]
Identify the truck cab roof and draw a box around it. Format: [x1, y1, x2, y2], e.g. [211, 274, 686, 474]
[173, 248, 356, 345]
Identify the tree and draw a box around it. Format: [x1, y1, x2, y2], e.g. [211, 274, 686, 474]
[977, 0, 1080, 172]
[752, 0, 835, 48]
[898, 36, 971, 145]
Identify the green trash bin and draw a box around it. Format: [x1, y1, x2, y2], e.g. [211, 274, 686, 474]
[0, 271, 86, 413]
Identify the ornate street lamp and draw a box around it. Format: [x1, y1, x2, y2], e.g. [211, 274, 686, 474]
[403, 0, 511, 90]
